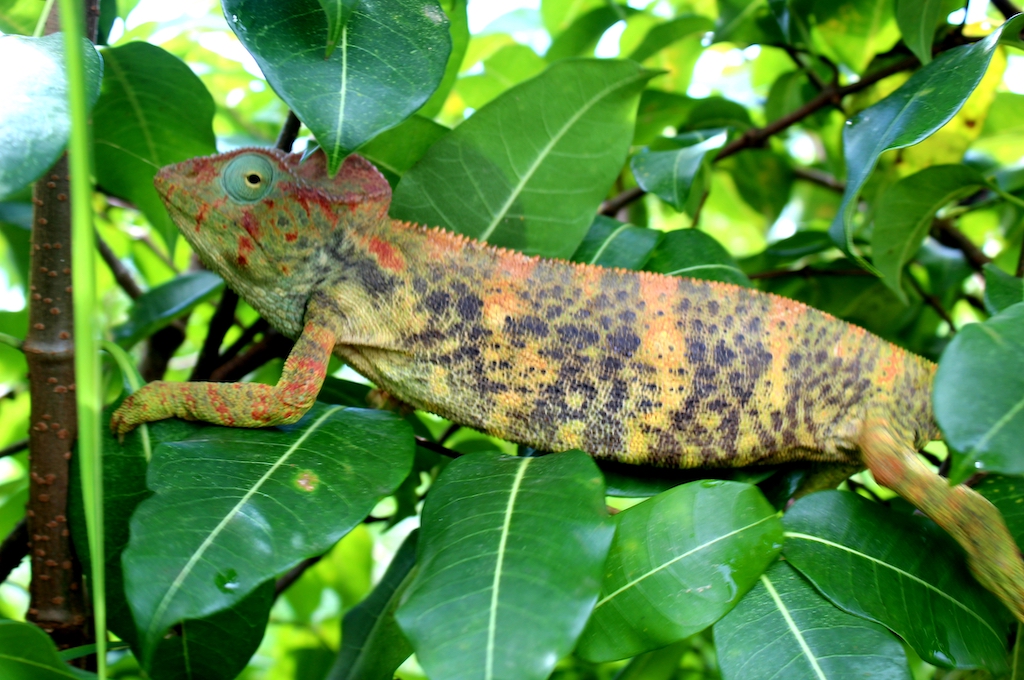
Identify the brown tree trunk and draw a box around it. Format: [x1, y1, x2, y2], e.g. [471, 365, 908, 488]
[19, 0, 101, 650]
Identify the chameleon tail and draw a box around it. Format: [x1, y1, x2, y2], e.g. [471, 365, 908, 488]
[860, 420, 1024, 622]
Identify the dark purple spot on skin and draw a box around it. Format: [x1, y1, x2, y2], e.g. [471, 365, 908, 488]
[607, 328, 640, 357]
[424, 290, 450, 314]
[457, 294, 483, 321]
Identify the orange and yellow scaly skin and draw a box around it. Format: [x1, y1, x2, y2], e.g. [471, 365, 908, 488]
[111, 148, 1024, 622]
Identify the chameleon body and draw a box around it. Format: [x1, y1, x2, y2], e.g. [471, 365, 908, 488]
[112, 148, 1024, 622]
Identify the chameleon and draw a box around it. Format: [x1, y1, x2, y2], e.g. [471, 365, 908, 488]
[112, 147, 1024, 623]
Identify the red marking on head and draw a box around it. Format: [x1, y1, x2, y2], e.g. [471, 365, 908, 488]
[190, 156, 220, 184]
[285, 232, 298, 242]
[241, 211, 260, 239]
[368, 237, 404, 272]
[237, 235, 254, 267]
[194, 202, 209, 232]
[286, 184, 336, 219]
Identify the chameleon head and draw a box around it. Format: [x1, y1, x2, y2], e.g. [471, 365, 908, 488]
[153, 147, 391, 336]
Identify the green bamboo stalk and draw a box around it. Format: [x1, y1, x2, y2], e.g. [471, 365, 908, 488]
[57, 0, 107, 676]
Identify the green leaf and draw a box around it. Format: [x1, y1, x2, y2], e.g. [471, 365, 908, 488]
[633, 89, 696, 145]
[112, 271, 223, 349]
[417, 0, 469, 117]
[644, 228, 752, 287]
[570, 216, 661, 269]
[631, 128, 728, 211]
[812, 0, 900, 74]
[0, 0, 45, 35]
[895, 0, 944, 65]
[934, 302, 1024, 477]
[123, 404, 414, 661]
[0, 34, 102, 200]
[611, 640, 690, 680]
[391, 59, 655, 258]
[326, 530, 418, 680]
[828, 14, 1024, 262]
[715, 560, 911, 680]
[872, 165, 986, 302]
[224, 0, 451, 175]
[975, 475, 1024, 548]
[396, 451, 614, 680]
[983, 264, 1024, 315]
[627, 14, 713, 63]
[715, 0, 784, 45]
[70, 409, 275, 680]
[577, 481, 783, 662]
[721, 149, 793, 223]
[455, 43, 547, 109]
[93, 42, 216, 247]
[319, 0, 359, 59]
[783, 490, 1010, 671]
[545, 4, 632, 62]
[358, 116, 448, 187]
[0, 620, 92, 680]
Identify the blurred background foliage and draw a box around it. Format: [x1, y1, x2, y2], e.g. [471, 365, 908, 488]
[2, 0, 1024, 677]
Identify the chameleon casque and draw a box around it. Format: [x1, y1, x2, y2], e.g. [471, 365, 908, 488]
[111, 147, 1024, 623]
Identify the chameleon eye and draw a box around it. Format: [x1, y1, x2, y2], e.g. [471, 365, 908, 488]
[223, 153, 275, 203]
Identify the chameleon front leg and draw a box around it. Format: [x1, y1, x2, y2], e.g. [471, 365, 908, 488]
[111, 300, 340, 436]
[860, 420, 1024, 622]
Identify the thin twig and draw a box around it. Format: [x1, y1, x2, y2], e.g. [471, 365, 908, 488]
[437, 423, 461, 445]
[931, 219, 991, 272]
[991, 0, 1021, 19]
[0, 519, 28, 584]
[415, 436, 462, 459]
[689, 189, 710, 227]
[0, 439, 28, 458]
[95, 232, 142, 299]
[601, 52, 921, 215]
[217, 318, 269, 367]
[276, 111, 302, 153]
[791, 166, 845, 192]
[190, 289, 239, 381]
[208, 329, 292, 382]
[749, 266, 874, 280]
[274, 554, 322, 599]
[908, 273, 957, 333]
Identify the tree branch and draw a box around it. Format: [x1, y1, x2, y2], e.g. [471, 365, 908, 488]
[0, 519, 28, 585]
[931, 218, 991, 271]
[991, 0, 1021, 20]
[1, 439, 28, 459]
[274, 554, 322, 599]
[908, 274, 957, 332]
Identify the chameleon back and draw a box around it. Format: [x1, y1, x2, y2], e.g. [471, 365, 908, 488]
[331, 221, 938, 469]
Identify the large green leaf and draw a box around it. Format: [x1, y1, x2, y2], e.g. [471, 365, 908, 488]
[0, 0, 45, 35]
[418, 0, 469, 117]
[577, 481, 783, 662]
[626, 14, 714, 63]
[358, 116, 448, 187]
[224, 0, 451, 175]
[0, 620, 92, 680]
[70, 410, 277, 680]
[318, 0, 359, 59]
[811, 0, 900, 73]
[545, 5, 633, 62]
[454, 43, 547, 110]
[396, 451, 613, 680]
[783, 491, 1010, 672]
[112, 271, 223, 349]
[895, 0, 944, 65]
[570, 215, 661, 269]
[872, 165, 986, 302]
[123, 404, 414, 661]
[982, 264, 1024, 315]
[0, 34, 102, 200]
[715, 560, 911, 680]
[644, 228, 752, 287]
[391, 59, 655, 258]
[326, 530, 418, 680]
[828, 14, 1024, 262]
[93, 42, 216, 247]
[631, 128, 728, 211]
[934, 302, 1024, 477]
